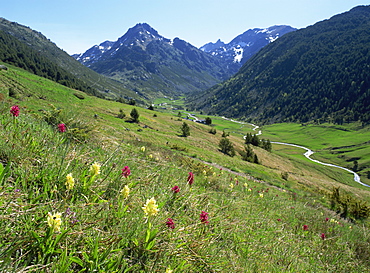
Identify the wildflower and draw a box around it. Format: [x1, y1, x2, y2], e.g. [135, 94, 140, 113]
[259, 193, 264, 198]
[303, 225, 308, 231]
[142, 197, 159, 217]
[90, 162, 101, 176]
[140, 146, 146, 152]
[187, 172, 194, 185]
[148, 154, 153, 159]
[47, 212, 62, 232]
[229, 183, 234, 190]
[166, 218, 175, 229]
[202, 170, 207, 176]
[200, 211, 209, 225]
[248, 188, 252, 192]
[58, 123, 66, 132]
[14, 189, 21, 193]
[65, 208, 78, 224]
[244, 183, 248, 188]
[121, 185, 130, 199]
[277, 218, 281, 221]
[166, 267, 173, 273]
[321, 233, 326, 240]
[325, 217, 329, 221]
[65, 173, 75, 190]
[171, 185, 180, 193]
[10, 105, 20, 117]
[121, 166, 131, 178]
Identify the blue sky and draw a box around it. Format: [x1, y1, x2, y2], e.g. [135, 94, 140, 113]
[2, 0, 369, 54]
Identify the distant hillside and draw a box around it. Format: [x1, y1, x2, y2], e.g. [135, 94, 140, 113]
[190, 5, 370, 124]
[0, 18, 139, 101]
[74, 23, 236, 99]
[0, 29, 97, 95]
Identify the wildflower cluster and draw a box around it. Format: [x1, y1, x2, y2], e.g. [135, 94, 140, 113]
[142, 197, 159, 217]
[121, 166, 131, 178]
[90, 162, 101, 176]
[10, 105, 20, 117]
[47, 212, 62, 233]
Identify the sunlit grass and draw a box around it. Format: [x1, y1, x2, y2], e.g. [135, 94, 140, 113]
[1, 65, 370, 271]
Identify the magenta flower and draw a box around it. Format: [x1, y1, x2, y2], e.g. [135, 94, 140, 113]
[121, 166, 131, 178]
[166, 218, 175, 229]
[187, 172, 194, 185]
[58, 123, 66, 132]
[200, 211, 209, 225]
[10, 105, 20, 117]
[321, 233, 326, 240]
[303, 225, 308, 231]
[171, 186, 180, 193]
[325, 217, 329, 222]
[277, 218, 281, 222]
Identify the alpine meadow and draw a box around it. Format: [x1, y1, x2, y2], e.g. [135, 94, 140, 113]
[1, 4, 370, 273]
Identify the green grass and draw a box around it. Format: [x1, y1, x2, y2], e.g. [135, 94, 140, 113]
[1, 65, 370, 272]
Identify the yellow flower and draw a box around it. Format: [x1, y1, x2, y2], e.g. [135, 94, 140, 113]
[203, 170, 207, 176]
[142, 197, 159, 217]
[229, 183, 234, 190]
[65, 173, 75, 190]
[47, 212, 62, 232]
[121, 185, 130, 199]
[148, 154, 153, 159]
[259, 193, 264, 198]
[243, 183, 248, 188]
[140, 146, 146, 152]
[165, 267, 173, 273]
[248, 188, 252, 192]
[90, 162, 101, 176]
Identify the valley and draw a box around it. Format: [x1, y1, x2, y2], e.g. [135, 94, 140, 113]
[1, 4, 370, 271]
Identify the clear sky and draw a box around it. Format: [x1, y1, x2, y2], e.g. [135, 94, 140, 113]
[1, 0, 369, 54]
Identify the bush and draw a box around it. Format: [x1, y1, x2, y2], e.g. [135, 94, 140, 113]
[209, 128, 217, 135]
[117, 109, 126, 119]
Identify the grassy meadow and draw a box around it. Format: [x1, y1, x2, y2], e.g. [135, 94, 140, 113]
[1, 63, 370, 272]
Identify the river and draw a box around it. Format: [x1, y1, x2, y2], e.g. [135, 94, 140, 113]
[221, 117, 369, 187]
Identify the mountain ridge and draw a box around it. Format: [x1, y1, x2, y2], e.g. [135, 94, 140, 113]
[189, 5, 370, 124]
[73, 23, 237, 98]
[200, 25, 296, 67]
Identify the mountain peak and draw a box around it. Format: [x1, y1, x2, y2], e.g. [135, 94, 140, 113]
[201, 25, 296, 64]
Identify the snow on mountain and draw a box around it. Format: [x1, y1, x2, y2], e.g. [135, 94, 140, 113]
[72, 40, 115, 65]
[200, 25, 297, 65]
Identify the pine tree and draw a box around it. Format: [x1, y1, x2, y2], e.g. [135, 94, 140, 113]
[130, 108, 140, 122]
[219, 138, 235, 157]
[181, 122, 190, 137]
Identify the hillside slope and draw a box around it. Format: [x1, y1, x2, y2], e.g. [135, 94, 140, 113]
[190, 5, 370, 124]
[0, 17, 139, 101]
[1, 63, 370, 272]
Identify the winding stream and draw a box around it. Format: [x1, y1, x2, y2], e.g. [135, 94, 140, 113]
[221, 117, 369, 187]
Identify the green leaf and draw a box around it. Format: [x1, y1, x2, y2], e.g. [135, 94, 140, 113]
[69, 256, 84, 267]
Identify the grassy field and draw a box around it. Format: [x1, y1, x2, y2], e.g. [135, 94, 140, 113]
[1, 63, 370, 272]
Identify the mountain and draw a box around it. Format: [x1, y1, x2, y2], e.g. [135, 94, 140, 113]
[0, 18, 139, 101]
[72, 40, 115, 65]
[189, 5, 370, 124]
[74, 23, 236, 98]
[200, 25, 296, 68]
